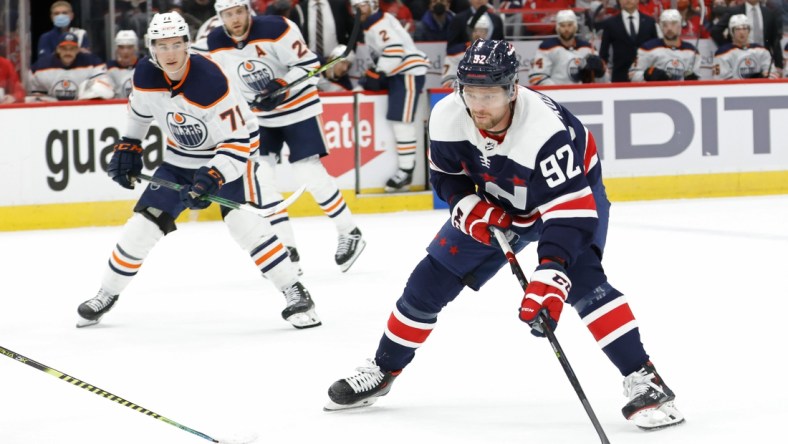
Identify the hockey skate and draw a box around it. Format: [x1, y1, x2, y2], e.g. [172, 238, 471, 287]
[384, 168, 414, 193]
[76, 289, 119, 328]
[287, 246, 303, 276]
[282, 282, 321, 329]
[622, 361, 685, 430]
[335, 227, 366, 272]
[324, 359, 400, 411]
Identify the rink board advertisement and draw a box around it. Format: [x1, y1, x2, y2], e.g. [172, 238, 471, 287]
[1, 80, 787, 230]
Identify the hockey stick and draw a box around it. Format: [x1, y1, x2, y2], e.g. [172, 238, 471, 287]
[491, 228, 610, 444]
[0, 345, 256, 444]
[266, 9, 363, 99]
[137, 173, 306, 218]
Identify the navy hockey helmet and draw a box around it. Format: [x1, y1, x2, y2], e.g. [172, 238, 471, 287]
[456, 39, 519, 89]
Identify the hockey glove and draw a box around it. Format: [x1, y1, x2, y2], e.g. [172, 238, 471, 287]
[519, 260, 571, 337]
[108, 137, 143, 189]
[252, 78, 288, 111]
[179, 166, 225, 210]
[683, 72, 700, 81]
[450, 194, 512, 245]
[643, 67, 671, 81]
[359, 68, 388, 91]
[582, 54, 606, 78]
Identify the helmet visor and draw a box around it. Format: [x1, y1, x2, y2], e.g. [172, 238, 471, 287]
[460, 86, 511, 108]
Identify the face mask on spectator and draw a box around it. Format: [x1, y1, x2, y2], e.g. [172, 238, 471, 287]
[432, 3, 446, 14]
[53, 13, 71, 28]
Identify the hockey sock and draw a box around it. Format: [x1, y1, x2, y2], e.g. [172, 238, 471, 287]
[101, 213, 164, 295]
[391, 121, 416, 171]
[576, 282, 650, 376]
[224, 209, 298, 291]
[256, 154, 298, 248]
[291, 155, 356, 234]
[376, 298, 437, 372]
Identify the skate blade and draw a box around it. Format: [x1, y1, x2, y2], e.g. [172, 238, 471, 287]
[338, 239, 367, 273]
[286, 309, 322, 329]
[76, 317, 100, 328]
[323, 396, 379, 412]
[631, 401, 685, 431]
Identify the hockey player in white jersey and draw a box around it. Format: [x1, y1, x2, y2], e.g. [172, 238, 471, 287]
[104, 30, 140, 98]
[29, 32, 107, 101]
[713, 14, 778, 80]
[352, 0, 430, 192]
[317, 45, 356, 92]
[208, 0, 366, 273]
[529, 9, 606, 85]
[76, 12, 321, 330]
[629, 9, 701, 82]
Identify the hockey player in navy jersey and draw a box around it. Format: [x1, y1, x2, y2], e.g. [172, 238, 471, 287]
[352, 0, 430, 192]
[326, 39, 685, 431]
[629, 9, 701, 82]
[76, 12, 321, 330]
[208, 0, 366, 274]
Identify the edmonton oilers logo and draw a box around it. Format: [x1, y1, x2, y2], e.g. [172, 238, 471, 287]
[664, 58, 686, 80]
[736, 57, 758, 78]
[122, 78, 133, 97]
[237, 59, 274, 93]
[566, 57, 582, 81]
[166, 112, 208, 148]
[53, 79, 78, 100]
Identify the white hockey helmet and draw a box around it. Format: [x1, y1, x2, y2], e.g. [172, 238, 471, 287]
[350, 0, 377, 10]
[555, 9, 578, 25]
[472, 13, 492, 30]
[214, 0, 251, 14]
[145, 12, 190, 70]
[115, 30, 139, 47]
[328, 44, 355, 64]
[728, 14, 751, 32]
[659, 9, 682, 24]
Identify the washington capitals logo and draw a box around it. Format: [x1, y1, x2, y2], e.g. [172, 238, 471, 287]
[237, 59, 274, 93]
[166, 112, 208, 148]
[53, 79, 78, 100]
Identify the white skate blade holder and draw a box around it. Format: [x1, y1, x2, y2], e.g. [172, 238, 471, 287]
[323, 396, 380, 412]
[630, 401, 685, 430]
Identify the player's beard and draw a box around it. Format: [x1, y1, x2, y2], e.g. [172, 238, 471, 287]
[470, 105, 509, 131]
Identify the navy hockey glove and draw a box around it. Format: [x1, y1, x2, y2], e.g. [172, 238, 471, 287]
[179, 166, 225, 210]
[252, 78, 288, 111]
[741, 71, 765, 79]
[582, 54, 605, 78]
[108, 137, 143, 190]
[450, 194, 512, 245]
[683, 72, 700, 81]
[644, 67, 671, 81]
[519, 260, 571, 337]
[359, 68, 388, 91]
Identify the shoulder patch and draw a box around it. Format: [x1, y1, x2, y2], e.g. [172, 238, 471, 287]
[181, 55, 229, 107]
[133, 57, 169, 90]
[248, 15, 290, 41]
[539, 38, 561, 50]
[641, 38, 664, 51]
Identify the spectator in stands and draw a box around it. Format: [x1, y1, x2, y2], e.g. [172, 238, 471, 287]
[318, 45, 357, 91]
[29, 32, 108, 102]
[403, 0, 429, 21]
[678, 0, 710, 38]
[711, 0, 783, 75]
[0, 55, 24, 104]
[713, 14, 779, 79]
[381, 0, 416, 34]
[414, 0, 455, 41]
[446, 0, 504, 51]
[105, 30, 140, 98]
[599, 0, 658, 82]
[180, 0, 219, 24]
[628, 9, 701, 81]
[529, 10, 607, 85]
[638, 0, 668, 18]
[37, 1, 91, 60]
[269, 0, 355, 61]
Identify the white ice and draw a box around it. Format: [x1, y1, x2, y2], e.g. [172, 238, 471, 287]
[1, 195, 787, 444]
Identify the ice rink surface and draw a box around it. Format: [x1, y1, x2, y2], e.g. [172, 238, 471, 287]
[2, 195, 786, 444]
